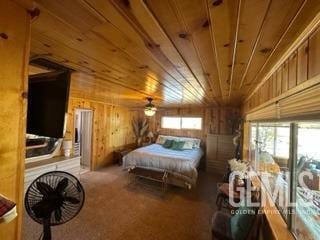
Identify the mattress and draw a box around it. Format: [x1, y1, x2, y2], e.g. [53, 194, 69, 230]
[123, 144, 203, 185]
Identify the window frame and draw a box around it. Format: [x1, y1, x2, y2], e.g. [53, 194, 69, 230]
[160, 116, 203, 130]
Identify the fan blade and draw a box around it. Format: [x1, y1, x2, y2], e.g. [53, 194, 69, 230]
[36, 182, 54, 196]
[54, 208, 62, 221]
[32, 200, 53, 219]
[64, 196, 80, 204]
[55, 178, 69, 193]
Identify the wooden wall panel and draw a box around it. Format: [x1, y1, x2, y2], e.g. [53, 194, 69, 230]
[65, 95, 137, 169]
[0, 1, 31, 240]
[276, 68, 282, 97]
[272, 73, 277, 98]
[282, 60, 289, 94]
[308, 27, 320, 79]
[288, 51, 298, 89]
[297, 40, 309, 84]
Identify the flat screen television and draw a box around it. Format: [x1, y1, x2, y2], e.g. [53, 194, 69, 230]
[27, 71, 71, 138]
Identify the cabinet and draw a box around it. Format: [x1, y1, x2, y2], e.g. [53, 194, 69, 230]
[113, 148, 135, 165]
[24, 156, 81, 191]
[206, 134, 235, 173]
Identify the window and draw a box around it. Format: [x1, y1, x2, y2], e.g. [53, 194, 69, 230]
[181, 117, 202, 130]
[252, 122, 290, 220]
[249, 121, 320, 239]
[161, 117, 181, 129]
[161, 116, 202, 130]
[292, 122, 320, 240]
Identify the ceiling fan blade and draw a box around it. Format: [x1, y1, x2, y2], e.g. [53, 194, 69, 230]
[36, 182, 54, 196]
[55, 178, 69, 193]
[64, 196, 80, 204]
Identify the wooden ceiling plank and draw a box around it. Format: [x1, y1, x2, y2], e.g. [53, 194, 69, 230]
[145, 0, 222, 103]
[207, 0, 239, 100]
[109, 0, 211, 105]
[30, 40, 185, 104]
[241, 0, 305, 91]
[29, 0, 320, 106]
[238, 0, 272, 89]
[33, 1, 202, 104]
[228, 0, 242, 98]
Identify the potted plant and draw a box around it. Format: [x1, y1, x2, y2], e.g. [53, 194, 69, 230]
[132, 118, 149, 147]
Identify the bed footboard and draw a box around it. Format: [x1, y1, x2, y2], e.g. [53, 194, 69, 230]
[127, 167, 193, 191]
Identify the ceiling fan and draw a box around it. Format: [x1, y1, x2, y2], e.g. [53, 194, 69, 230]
[144, 97, 157, 116]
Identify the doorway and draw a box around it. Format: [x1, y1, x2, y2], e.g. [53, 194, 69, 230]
[74, 109, 93, 173]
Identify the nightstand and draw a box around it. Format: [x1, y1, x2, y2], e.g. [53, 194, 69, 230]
[113, 148, 134, 166]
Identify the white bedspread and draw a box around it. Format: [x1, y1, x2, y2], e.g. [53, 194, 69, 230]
[123, 144, 203, 185]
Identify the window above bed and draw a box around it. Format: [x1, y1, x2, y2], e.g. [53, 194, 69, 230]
[161, 116, 202, 130]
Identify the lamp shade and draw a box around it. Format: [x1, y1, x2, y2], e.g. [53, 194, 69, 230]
[144, 108, 156, 116]
[62, 140, 72, 150]
[144, 98, 156, 116]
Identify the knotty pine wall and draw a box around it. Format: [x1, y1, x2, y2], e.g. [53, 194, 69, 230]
[65, 97, 138, 170]
[0, 1, 31, 239]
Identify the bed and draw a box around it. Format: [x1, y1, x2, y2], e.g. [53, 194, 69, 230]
[123, 135, 204, 189]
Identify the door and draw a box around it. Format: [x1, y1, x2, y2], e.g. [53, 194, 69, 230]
[80, 111, 93, 169]
[75, 109, 93, 169]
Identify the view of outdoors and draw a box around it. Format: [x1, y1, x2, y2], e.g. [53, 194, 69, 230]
[250, 122, 320, 240]
[293, 122, 320, 240]
[161, 117, 202, 130]
[254, 123, 290, 220]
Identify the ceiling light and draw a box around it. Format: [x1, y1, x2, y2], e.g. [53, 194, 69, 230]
[144, 97, 157, 117]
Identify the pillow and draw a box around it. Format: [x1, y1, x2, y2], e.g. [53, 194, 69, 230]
[163, 139, 173, 148]
[230, 205, 256, 240]
[156, 135, 201, 149]
[156, 135, 167, 145]
[182, 141, 194, 150]
[171, 140, 185, 151]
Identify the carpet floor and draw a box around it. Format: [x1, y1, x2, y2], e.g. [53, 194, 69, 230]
[23, 165, 220, 240]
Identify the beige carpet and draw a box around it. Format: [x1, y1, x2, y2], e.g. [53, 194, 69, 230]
[23, 165, 220, 240]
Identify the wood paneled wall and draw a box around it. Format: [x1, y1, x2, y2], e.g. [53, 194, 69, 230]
[0, 1, 31, 239]
[144, 107, 240, 146]
[243, 23, 320, 114]
[65, 96, 137, 169]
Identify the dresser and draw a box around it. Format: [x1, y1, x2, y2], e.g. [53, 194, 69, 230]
[206, 134, 235, 173]
[24, 155, 81, 191]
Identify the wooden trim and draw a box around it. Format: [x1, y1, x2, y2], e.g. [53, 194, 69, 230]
[205, 0, 225, 100]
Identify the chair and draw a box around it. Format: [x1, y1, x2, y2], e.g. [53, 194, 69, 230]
[211, 207, 261, 240]
[216, 183, 241, 211]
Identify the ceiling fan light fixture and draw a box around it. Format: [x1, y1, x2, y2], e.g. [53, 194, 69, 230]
[144, 97, 157, 116]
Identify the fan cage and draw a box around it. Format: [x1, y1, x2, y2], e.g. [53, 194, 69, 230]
[25, 171, 85, 226]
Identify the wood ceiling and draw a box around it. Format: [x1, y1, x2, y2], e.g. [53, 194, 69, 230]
[29, 0, 320, 107]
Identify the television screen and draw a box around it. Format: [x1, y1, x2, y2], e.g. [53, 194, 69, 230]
[27, 71, 70, 138]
